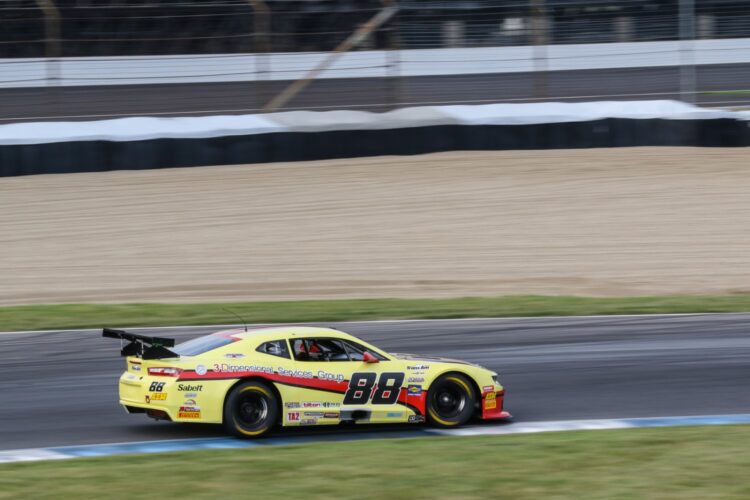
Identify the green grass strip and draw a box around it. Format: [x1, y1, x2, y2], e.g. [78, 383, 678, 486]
[1, 425, 749, 499]
[702, 89, 750, 95]
[2, 294, 750, 331]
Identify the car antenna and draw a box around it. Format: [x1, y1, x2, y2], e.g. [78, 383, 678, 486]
[223, 308, 248, 332]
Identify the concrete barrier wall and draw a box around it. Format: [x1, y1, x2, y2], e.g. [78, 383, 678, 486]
[1, 101, 748, 176]
[3, 38, 750, 88]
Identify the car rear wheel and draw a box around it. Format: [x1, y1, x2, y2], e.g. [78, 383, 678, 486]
[426, 373, 476, 427]
[223, 381, 278, 438]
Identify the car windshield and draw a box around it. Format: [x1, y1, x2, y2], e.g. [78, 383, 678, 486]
[173, 334, 236, 356]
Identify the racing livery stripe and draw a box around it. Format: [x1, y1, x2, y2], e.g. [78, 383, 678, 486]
[178, 370, 426, 415]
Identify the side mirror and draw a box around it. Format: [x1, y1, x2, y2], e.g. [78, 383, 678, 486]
[362, 351, 379, 363]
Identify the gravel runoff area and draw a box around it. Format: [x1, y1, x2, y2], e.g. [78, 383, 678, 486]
[1, 147, 749, 305]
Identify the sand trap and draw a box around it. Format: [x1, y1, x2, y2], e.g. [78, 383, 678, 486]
[1, 147, 749, 305]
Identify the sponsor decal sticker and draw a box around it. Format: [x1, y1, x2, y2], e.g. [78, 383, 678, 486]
[184, 392, 198, 398]
[287, 412, 300, 422]
[195, 365, 207, 376]
[214, 363, 272, 374]
[277, 367, 313, 379]
[178, 384, 203, 392]
[483, 385, 494, 393]
[300, 418, 317, 425]
[303, 402, 323, 408]
[485, 399, 497, 410]
[486, 392, 496, 400]
[324, 412, 340, 419]
[178, 406, 201, 418]
[304, 412, 324, 417]
[407, 377, 425, 383]
[408, 415, 426, 423]
[317, 371, 345, 382]
[224, 353, 245, 359]
[407, 385, 423, 396]
[131, 364, 141, 372]
[386, 412, 404, 418]
[183, 399, 197, 406]
[285, 402, 301, 409]
[149, 393, 167, 401]
[322, 402, 341, 408]
[407, 365, 429, 371]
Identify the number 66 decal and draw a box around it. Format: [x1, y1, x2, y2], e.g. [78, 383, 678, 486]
[343, 372, 404, 405]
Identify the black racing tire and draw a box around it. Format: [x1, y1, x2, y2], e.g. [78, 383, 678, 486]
[223, 380, 279, 438]
[426, 373, 477, 428]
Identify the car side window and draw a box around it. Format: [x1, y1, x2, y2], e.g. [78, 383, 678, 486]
[256, 340, 290, 359]
[291, 338, 350, 362]
[341, 340, 387, 361]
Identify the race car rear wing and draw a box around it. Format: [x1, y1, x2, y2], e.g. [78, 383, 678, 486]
[102, 328, 179, 360]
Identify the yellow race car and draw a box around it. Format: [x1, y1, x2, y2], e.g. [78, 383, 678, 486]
[103, 326, 510, 437]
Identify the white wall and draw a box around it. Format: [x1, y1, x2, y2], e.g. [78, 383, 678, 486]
[2, 38, 750, 89]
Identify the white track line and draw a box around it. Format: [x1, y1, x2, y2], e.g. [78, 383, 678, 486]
[1, 413, 749, 464]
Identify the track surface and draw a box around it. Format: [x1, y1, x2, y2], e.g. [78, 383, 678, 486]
[1, 314, 749, 451]
[2, 63, 750, 122]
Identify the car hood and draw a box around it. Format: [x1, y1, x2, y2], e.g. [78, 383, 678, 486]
[391, 353, 473, 366]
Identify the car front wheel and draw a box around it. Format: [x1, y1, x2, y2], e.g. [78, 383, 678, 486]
[426, 373, 476, 427]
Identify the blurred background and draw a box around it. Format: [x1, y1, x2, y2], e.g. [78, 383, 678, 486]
[2, 0, 750, 122]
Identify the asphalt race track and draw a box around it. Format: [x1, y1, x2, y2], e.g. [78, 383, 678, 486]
[1, 314, 749, 451]
[2, 63, 750, 122]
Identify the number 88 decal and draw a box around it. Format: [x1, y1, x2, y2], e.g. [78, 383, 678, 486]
[343, 372, 405, 405]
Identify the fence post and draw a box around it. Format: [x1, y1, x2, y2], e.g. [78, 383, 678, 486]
[530, 0, 548, 100]
[679, 0, 696, 103]
[35, 0, 61, 115]
[382, 0, 401, 111]
[248, 0, 271, 112]
[262, 5, 398, 113]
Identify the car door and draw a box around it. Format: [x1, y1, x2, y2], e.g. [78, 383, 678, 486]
[286, 337, 352, 426]
[288, 337, 409, 424]
[337, 338, 409, 424]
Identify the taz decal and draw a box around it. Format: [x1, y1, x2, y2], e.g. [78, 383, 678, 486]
[287, 412, 300, 422]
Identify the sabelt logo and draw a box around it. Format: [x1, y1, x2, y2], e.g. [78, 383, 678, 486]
[178, 384, 203, 392]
